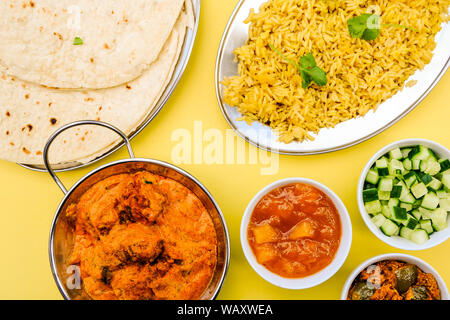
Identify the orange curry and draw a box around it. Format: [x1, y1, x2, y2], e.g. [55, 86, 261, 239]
[248, 183, 341, 278]
[67, 171, 217, 300]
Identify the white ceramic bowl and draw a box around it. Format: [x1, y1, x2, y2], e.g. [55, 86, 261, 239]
[240, 178, 352, 289]
[357, 139, 450, 251]
[341, 253, 449, 300]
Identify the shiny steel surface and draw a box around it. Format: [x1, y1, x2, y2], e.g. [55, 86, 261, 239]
[48, 121, 230, 300]
[215, 0, 450, 155]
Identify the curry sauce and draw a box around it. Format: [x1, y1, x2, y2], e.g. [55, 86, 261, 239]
[248, 183, 342, 278]
[67, 171, 217, 300]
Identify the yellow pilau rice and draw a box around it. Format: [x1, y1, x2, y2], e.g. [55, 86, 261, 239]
[222, 0, 450, 143]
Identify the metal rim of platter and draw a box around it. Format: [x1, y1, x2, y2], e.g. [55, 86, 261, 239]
[19, 0, 201, 172]
[215, 0, 450, 156]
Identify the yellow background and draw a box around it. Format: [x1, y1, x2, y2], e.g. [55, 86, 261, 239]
[0, 1, 448, 300]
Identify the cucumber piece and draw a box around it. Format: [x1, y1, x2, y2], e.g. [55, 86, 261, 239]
[410, 146, 431, 161]
[372, 214, 387, 228]
[404, 214, 418, 229]
[400, 192, 415, 204]
[375, 157, 389, 168]
[389, 159, 404, 175]
[421, 192, 439, 210]
[389, 148, 403, 160]
[418, 173, 433, 185]
[404, 174, 417, 189]
[380, 220, 399, 237]
[388, 198, 400, 208]
[424, 161, 441, 176]
[377, 167, 390, 176]
[378, 178, 393, 192]
[390, 185, 402, 199]
[427, 178, 442, 191]
[363, 188, 378, 203]
[365, 200, 382, 215]
[439, 198, 450, 212]
[401, 148, 412, 159]
[439, 159, 450, 172]
[410, 229, 429, 245]
[418, 207, 433, 219]
[411, 183, 428, 199]
[431, 208, 448, 231]
[404, 162, 413, 173]
[411, 210, 422, 221]
[382, 206, 394, 219]
[442, 172, 450, 189]
[366, 169, 380, 185]
[400, 203, 413, 212]
[420, 220, 434, 235]
[436, 190, 448, 199]
[412, 159, 421, 171]
[400, 226, 414, 240]
[378, 191, 390, 201]
[393, 206, 407, 221]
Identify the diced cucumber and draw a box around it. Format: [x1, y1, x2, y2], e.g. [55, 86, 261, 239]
[400, 203, 413, 212]
[418, 173, 433, 185]
[410, 146, 431, 161]
[411, 210, 422, 221]
[382, 206, 393, 219]
[376, 157, 389, 169]
[420, 220, 434, 235]
[403, 159, 412, 171]
[389, 159, 404, 175]
[431, 208, 448, 231]
[388, 198, 400, 208]
[400, 226, 414, 240]
[365, 200, 382, 215]
[377, 167, 389, 176]
[400, 192, 415, 204]
[418, 207, 433, 219]
[390, 186, 402, 198]
[439, 199, 450, 212]
[424, 160, 441, 176]
[401, 148, 412, 159]
[366, 169, 379, 185]
[372, 214, 387, 228]
[412, 159, 421, 170]
[389, 148, 403, 160]
[393, 206, 407, 222]
[439, 159, 450, 172]
[363, 188, 378, 203]
[404, 172, 417, 188]
[442, 172, 450, 189]
[403, 214, 418, 229]
[411, 183, 428, 199]
[380, 220, 399, 237]
[436, 190, 448, 199]
[427, 178, 442, 191]
[378, 191, 390, 201]
[378, 178, 394, 192]
[421, 192, 439, 210]
[410, 229, 429, 245]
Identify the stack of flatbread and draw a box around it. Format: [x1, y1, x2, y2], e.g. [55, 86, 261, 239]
[0, 0, 194, 165]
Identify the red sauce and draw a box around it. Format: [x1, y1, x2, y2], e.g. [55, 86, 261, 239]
[247, 183, 342, 278]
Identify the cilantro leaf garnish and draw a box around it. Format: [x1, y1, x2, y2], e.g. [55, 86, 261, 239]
[73, 37, 84, 45]
[269, 45, 327, 89]
[347, 13, 417, 41]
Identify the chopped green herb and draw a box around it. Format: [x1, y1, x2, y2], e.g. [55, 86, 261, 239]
[73, 37, 84, 45]
[269, 45, 327, 89]
[347, 14, 417, 41]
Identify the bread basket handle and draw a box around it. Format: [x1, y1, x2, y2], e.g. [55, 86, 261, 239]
[43, 120, 135, 195]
